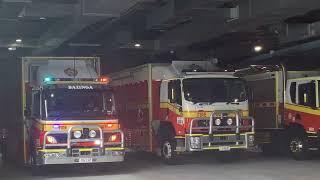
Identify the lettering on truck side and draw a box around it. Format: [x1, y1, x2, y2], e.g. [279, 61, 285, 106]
[68, 85, 94, 90]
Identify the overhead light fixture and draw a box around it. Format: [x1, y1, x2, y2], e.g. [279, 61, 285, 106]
[170, 50, 175, 54]
[134, 43, 141, 48]
[16, 39, 22, 43]
[254, 45, 263, 52]
[40, 17, 46, 20]
[8, 47, 16, 51]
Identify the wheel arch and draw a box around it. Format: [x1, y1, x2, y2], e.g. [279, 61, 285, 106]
[287, 123, 307, 136]
[158, 121, 176, 140]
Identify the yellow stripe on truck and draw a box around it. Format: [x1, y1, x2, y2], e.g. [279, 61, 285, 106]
[286, 103, 320, 116]
[160, 102, 249, 118]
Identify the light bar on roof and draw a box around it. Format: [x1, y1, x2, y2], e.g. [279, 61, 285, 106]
[43, 76, 110, 83]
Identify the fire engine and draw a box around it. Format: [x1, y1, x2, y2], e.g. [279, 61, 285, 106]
[109, 61, 255, 163]
[237, 65, 320, 159]
[22, 57, 124, 171]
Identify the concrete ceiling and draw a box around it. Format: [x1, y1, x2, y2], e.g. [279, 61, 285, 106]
[1, 0, 320, 71]
[54, 0, 320, 72]
[0, 0, 156, 55]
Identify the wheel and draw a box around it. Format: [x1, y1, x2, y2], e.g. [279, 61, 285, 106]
[161, 139, 179, 165]
[289, 135, 310, 160]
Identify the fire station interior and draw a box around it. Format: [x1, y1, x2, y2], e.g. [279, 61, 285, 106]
[1, 0, 320, 179]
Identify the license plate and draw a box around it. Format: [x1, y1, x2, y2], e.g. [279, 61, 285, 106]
[79, 158, 93, 163]
[218, 146, 231, 151]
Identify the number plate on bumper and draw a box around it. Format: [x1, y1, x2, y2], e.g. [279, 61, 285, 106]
[79, 158, 93, 163]
[218, 146, 231, 151]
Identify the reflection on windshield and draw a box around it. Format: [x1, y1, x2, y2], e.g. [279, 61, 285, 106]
[43, 89, 114, 120]
[183, 78, 247, 103]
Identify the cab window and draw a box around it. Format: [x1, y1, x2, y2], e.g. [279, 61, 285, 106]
[290, 82, 297, 104]
[298, 82, 316, 107]
[168, 79, 182, 106]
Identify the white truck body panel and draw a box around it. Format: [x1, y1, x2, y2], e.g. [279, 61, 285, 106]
[22, 57, 100, 86]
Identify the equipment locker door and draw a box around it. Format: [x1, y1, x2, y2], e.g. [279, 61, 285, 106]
[248, 79, 277, 129]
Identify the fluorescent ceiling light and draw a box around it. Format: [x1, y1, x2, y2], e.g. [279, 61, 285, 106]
[254, 45, 263, 52]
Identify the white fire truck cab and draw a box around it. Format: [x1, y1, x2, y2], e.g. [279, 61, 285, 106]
[110, 61, 255, 163]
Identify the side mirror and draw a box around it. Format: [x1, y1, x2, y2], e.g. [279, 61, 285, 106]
[24, 109, 31, 118]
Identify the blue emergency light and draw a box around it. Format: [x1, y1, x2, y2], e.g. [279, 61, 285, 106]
[44, 77, 53, 82]
[43, 76, 110, 83]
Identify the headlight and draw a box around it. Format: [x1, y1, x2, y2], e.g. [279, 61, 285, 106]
[94, 139, 102, 145]
[89, 130, 97, 138]
[46, 136, 57, 144]
[227, 118, 233, 125]
[190, 136, 201, 149]
[215, 119, 221, 126]
[73, 131, 82, 139]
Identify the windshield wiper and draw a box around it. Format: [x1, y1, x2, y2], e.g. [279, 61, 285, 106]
[226, 100, 240, 105]
[191, 101, 216, 105]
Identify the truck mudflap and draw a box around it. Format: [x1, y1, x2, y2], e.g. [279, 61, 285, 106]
[35, 125, 125, 165]
[175, 112, 255, 152]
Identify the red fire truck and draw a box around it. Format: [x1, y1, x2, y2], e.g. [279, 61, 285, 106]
[237, 65, 320, 159]
[109, 61, 255, 163]
[22, 57, 124, 172]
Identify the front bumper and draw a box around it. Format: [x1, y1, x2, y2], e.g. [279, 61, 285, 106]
[176, 132, 255, 152]
[36, 125, 125, 165]
[36, 147, 125, 165]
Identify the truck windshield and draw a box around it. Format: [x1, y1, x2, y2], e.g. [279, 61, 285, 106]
[43, 89, 115, 120]
[183, 78, 247, 103]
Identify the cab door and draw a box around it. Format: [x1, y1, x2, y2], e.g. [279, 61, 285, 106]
[295, 80, 317, 130]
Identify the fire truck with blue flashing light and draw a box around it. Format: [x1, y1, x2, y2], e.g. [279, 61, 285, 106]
[109, 61, 255, 163]
[22, 57, 124, 171]
[236, 65, 320, 160]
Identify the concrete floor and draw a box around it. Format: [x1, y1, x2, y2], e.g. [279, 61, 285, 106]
[0, 153, 319, 180]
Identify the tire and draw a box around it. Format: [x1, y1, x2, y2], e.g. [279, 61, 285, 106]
[289, 135, 310, 160]
[161, 139, 179, 165]
[159, 125, 182, 165]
